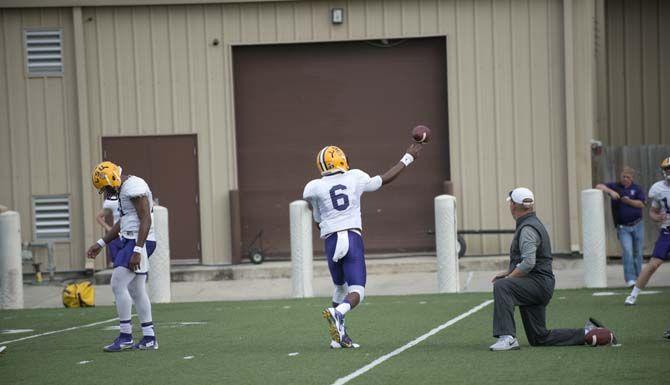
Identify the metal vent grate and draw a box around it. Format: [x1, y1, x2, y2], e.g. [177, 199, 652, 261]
[24, 29, 63, 77]
[32, 195, 70, 240]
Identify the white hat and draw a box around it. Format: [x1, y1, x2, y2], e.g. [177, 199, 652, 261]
[507, 187, 535, 206]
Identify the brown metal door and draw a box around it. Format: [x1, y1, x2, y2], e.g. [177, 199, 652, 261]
[102, 135, 201, 262]
[233, 37, 449, 259]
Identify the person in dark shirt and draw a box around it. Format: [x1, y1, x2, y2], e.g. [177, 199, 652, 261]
[595, 166, 646, 286]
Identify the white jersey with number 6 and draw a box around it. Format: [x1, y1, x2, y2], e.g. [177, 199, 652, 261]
[648, 181, 670, 228]
[303, 169, 383, 239]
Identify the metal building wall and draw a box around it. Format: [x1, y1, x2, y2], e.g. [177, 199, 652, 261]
[80, 5, 235, 265]
[599, 0, 670, 146]
[0, 8, 84, 271]
[80, 0, 570, 259]
[1, 0, 581, 271]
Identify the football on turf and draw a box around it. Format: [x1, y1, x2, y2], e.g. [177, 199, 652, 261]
[585, 327, 614, 346]
[412, 125, 431, 143]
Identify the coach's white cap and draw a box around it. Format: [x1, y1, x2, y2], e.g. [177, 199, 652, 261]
[507, 187, 534, 206]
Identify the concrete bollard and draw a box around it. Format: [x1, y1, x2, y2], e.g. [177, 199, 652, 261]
[435, 195, 459, 293]
[148, 205, 171, 303]
[0, 211, 24, 309]
[581, 189, 607, 288]
[290, 200, 313, 298]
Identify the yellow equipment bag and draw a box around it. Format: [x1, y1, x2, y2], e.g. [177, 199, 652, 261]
[62, 281, 95, 308]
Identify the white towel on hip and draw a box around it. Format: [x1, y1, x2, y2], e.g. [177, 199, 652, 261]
[332, 231, 350, 262]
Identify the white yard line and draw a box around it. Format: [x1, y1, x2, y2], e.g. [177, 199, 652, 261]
[0, 317, 121, 345]
[332, 299, 494, 385]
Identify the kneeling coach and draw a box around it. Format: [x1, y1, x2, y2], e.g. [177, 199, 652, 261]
[489, 187, 611, 351]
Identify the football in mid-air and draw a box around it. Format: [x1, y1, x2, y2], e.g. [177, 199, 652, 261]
[412, 125, 431, 143]
[585, 328, 614, 346]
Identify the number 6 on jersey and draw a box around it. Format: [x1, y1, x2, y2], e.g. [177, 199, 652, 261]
[330, 185, 349, 211]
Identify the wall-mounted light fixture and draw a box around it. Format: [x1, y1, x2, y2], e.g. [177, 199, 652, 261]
[331, 8, 344, 25]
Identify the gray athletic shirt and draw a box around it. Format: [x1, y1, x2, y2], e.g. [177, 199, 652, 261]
[516, 226, 540, 273]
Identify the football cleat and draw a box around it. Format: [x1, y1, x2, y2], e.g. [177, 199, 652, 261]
[329, 336, 360, 349]
[339, 331, 360, 349]
[489, 335, 520, 351]
[103, 333, 134, 352]
[316, 146, 349, 175]
[624, 295, 637, 306]
[133, 336, 158, 350]
[323, 308, 345, 344]
[663, 329, 670, 340]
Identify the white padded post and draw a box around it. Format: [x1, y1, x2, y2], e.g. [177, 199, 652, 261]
[0, 211, 23, 309]
[148, 205, 171, 303]
[435, 195, 459, 293]
[290, 200, 313, 298]
[581, 189, 607, 288]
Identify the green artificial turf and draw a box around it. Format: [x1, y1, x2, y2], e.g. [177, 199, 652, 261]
[1, 289, 668, 385]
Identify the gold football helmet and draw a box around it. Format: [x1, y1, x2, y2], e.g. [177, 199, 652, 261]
[661, 157, 670, 181]
[316, 146, 350, 175]
[91, 161, 122, 193]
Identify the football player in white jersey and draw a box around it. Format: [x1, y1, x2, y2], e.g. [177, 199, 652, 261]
[96, 192, 123, 267]
[86, 161, 159, 351]
[625, 157, 670, 305]
[303, 143, 422, 348]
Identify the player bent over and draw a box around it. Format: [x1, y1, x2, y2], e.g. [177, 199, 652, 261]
[303, 144, 422, 348]
[86, 161, 159, 351]
[625, 157, 670, 306]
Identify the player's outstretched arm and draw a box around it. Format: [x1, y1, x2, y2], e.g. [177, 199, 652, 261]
[380, 143, 422, 185]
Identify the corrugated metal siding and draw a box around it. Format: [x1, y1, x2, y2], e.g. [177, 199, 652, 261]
[600, 0, 670, 146]
[0, 8, 83, 270]
[1, 0, 583, 270]
[81, 0, 570, 257]
[82, 5, 227, 264]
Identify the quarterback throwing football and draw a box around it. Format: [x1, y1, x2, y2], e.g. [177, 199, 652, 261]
[86, 161, 159, 351]
[303, 143, 422, 348]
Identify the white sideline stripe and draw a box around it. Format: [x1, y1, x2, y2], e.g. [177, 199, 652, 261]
[0, 317, 120, 345]
[332, 299, 494, 385]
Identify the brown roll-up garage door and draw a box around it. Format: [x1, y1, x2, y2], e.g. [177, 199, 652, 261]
[233, 37, 449, 259]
